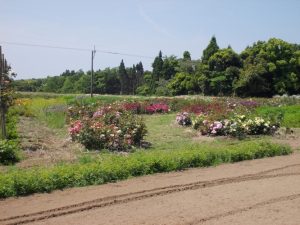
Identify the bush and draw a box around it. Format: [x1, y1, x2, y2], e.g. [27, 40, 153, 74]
[0, 140, 20, 165]
[183, 113, 280, 138]
[176, 112, 192, 126]
[144, 103, 169, 114]
[0, 141, 291, 198]
[69, 105, 147, 151]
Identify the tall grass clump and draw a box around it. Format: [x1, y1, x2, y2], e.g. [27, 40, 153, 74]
[25, 97, 67, 129]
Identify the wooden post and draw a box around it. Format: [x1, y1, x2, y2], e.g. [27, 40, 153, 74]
[0, 46, 6, 139]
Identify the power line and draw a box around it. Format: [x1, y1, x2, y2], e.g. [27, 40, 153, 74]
[0, 41, 90, 52]
[0, 41, 155, 59]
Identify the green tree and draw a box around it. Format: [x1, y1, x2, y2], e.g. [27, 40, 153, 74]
[136, 62, 144, 87]
[151, 51, 164, 92]
[202, 36, 219, 63]
[207, 48, 242, 95]
[75, 74, 91, 93]
[119, 60, 129, 94]
[60, 77, 74, 93]
[161, 56, 178, 80]
[168, 72, 198, 95]
[236, 38, 300, 96]
[183, 51, 191, 61]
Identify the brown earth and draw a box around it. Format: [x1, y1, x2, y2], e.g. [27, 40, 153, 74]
[16, 116, 82, 168]
[0, 152, 299, 225]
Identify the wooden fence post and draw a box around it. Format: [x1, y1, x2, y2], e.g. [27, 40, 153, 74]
[0, 46, 7, 139]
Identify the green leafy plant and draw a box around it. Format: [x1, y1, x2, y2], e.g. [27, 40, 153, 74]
[0, 140, 20, 165]
[0, 141, 291, 198]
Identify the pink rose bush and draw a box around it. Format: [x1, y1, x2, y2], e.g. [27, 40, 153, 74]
[68, 105, 147, 151]
[176, 112, 192, 126]
[144, 103, 169, 114]
[68, 120, 83, 137]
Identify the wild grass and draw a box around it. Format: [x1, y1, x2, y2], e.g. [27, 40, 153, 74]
[20, 97, 67, 129]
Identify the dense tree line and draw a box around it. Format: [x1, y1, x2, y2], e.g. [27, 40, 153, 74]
[14, 37, 300, 97]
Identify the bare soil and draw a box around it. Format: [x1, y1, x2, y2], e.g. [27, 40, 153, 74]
[272, 128, 300, 151]
[16, 116, 82, 168]
[1, 152, 299, 225]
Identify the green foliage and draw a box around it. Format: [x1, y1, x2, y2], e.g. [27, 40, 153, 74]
[0, 140, 20, 165]
[183, 51, 191, 61]
[0, 141, 291, 198]
[155, 79, 172, 96]
[236, 38, 300, 97]
[161, 56, 178, 79]
[168, 72, 198, 95]
[0, 97, 21, 164]
[12, 37, 300, 97]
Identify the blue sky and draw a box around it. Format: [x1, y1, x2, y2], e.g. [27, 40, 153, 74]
[1, 0, 300, 79]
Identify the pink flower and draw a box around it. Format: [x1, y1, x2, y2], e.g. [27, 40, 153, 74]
[214, 121, 223, 130]
[69, 120, 82, 135]
[145, 103, 169, 114]
[93, 110, 104, 118]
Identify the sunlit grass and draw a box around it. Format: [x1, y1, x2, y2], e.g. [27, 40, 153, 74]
[27, 97, 67, 129]
[256, 105, 300, 128]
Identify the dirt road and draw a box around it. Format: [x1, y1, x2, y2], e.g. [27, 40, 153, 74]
[1, 153, 300, 225]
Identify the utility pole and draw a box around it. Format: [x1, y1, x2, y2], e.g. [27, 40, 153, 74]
[90, 46, 96, 98]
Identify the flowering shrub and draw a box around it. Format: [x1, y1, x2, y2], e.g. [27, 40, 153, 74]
[68, 120, 83, 137]
[183, 102, 228, 116]
[176, 112, 192, 126]
[179, 113, 280, 138]
[144, 103, 169, 114]
[69, 106, 147, 151]
[122, 102, 142, 113]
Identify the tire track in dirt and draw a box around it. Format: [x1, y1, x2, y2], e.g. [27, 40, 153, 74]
[185, 193, 300, 225]
[2, 164, 300, 225]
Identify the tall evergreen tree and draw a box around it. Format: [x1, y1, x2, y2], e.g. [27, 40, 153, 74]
[127, 65, 137, 94]
[183, 51, 191, 61]
[202, 36, 219, 63]
[119, 59, 128, 94]
[151, 51, 164, 92]
[136, 61, 144, 87]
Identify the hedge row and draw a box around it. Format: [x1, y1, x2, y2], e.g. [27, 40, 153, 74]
[0, 141, 292, 198]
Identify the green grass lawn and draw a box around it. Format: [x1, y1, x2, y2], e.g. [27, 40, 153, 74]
[143, 113, 198, 151]
[256, 105, 300, 128]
